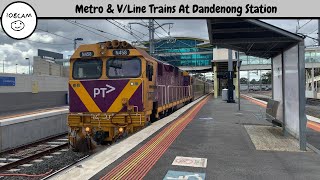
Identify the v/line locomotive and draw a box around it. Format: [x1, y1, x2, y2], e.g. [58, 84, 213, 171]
[68, 40, 213, 151]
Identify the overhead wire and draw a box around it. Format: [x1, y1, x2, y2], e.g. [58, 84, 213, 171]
[65, 20, 111, 40]
[154, 20, 170, 35]
[114, 20, 148, 37]
[65, 20, 133, 41]
[297, 33, 319, 42]
[297, 19, 313, 31]
[112, 20, 148, 38]
[106, 19, 145, 42]
[140, 19, 148, 26]
[0, 28, 74, 46]
[295, 19, 319, 46]
[36, 28, 74, 41]
[307, 28, 318, 35]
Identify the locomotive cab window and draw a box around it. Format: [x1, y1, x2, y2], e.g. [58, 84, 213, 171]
[146, 63, 153, 81]
[107, 57, 141, 78]
[72, 59, 102, 79]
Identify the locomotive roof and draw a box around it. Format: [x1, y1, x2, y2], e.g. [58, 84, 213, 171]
[135, 47, 185, 73]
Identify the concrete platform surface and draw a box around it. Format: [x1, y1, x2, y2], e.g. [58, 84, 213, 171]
[0, 106, 68, 121]
[53, 95, 320, 180]
[245, 125, 310, 152]
[242, 94, 320, 155]
[0, 106, 68, 152]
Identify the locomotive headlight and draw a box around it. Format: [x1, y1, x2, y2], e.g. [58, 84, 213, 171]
[85, 127, 90, 132]
[118, 127, 124, 133]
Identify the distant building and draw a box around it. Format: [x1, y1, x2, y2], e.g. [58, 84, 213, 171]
[143, 37, 214, 72]
[33, 49, 69, 77]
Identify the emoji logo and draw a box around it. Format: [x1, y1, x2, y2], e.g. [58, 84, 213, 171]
[11, 20, 25, 31]
[1, 1, 37, 40]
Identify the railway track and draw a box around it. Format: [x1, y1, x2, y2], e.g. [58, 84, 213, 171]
[40, 154, 90, 180]
[307, 98, 320, 106]
[0, 134, 68, 174]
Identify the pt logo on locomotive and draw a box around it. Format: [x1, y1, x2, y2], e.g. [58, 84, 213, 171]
[93, 84, 116, 98]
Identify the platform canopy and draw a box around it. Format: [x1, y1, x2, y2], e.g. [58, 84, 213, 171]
[207, 19, 307, 151]
[207, 19, 304, 59]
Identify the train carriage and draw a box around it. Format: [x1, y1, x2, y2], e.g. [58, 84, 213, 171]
[68, 40, 211, 151]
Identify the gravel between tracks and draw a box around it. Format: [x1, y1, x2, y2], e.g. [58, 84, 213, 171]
[0, 150, 88, 180]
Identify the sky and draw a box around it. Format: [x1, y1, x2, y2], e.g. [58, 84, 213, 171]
[0, 19, 319, 74]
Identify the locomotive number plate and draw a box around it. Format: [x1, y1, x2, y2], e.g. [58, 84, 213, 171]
[80, 51, 94, 57]
[113, 49, 130, 56]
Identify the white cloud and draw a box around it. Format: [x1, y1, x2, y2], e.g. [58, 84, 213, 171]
[28, 32, 54, 43]
[0, 19, 318, 74]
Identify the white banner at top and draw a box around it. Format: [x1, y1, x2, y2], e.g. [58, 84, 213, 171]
[0, 0, 319, 18]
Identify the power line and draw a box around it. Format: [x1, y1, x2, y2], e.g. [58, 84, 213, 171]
[296, 19, 313, 33]
[112, 20, 148, 38]
[298, 20, 313, 31]
[65, 20, 111, 40]
[36, 28, 74, 41]
[300, 28, 318, 35]
[297, 33, 319, 41]
[154, 29, 168, 37]
[154, 32, 164, 40]
[0, 28, 74, 46]
[106, 19, 145, 42]
[309, 29, 318, 35]
[113, 20, 148, 37]
[154, 20, 170, 35]
[65, 20, 133, 41]
[140, 19, 148, 26]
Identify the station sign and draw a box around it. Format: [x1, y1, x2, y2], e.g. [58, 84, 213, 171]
[80, 51, 94, 57]
[0, 76, 15, 86]
[113, 49, 130, 56]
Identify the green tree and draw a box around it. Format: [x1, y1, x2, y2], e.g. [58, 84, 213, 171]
[250, 79, 257, 84]
[261, 72, 272, 84]
[240, 77, 248, 84]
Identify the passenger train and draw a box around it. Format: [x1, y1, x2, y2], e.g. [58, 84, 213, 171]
[68, 40, 213, 151]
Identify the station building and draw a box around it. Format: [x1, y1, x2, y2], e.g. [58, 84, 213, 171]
[239, 47, 320, 98]
[143, 37, 214, 72]
[143, 36, 320, 98]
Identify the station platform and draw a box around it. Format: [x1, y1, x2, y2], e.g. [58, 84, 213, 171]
[0, 106, 68, 152]
[54, 95, 320, 180]
[0, 106, 68, 120]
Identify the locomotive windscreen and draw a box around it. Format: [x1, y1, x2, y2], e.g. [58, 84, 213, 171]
[72, 59, 102, 79]
[107, 57, 141, 78]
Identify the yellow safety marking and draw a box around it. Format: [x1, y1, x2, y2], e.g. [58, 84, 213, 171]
[107, 80, 142, 112]
[111, 100, 203, 179]
[69, 81, 101, 112]
[112, 116, 183, 180]
[112, 101, 202, 179]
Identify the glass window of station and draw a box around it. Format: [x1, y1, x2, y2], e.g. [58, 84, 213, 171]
[305, 50, 320, 63]
[239, 52, 271, 65]
[146, 38, 213, 67]
[239, 48, 320, 65]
